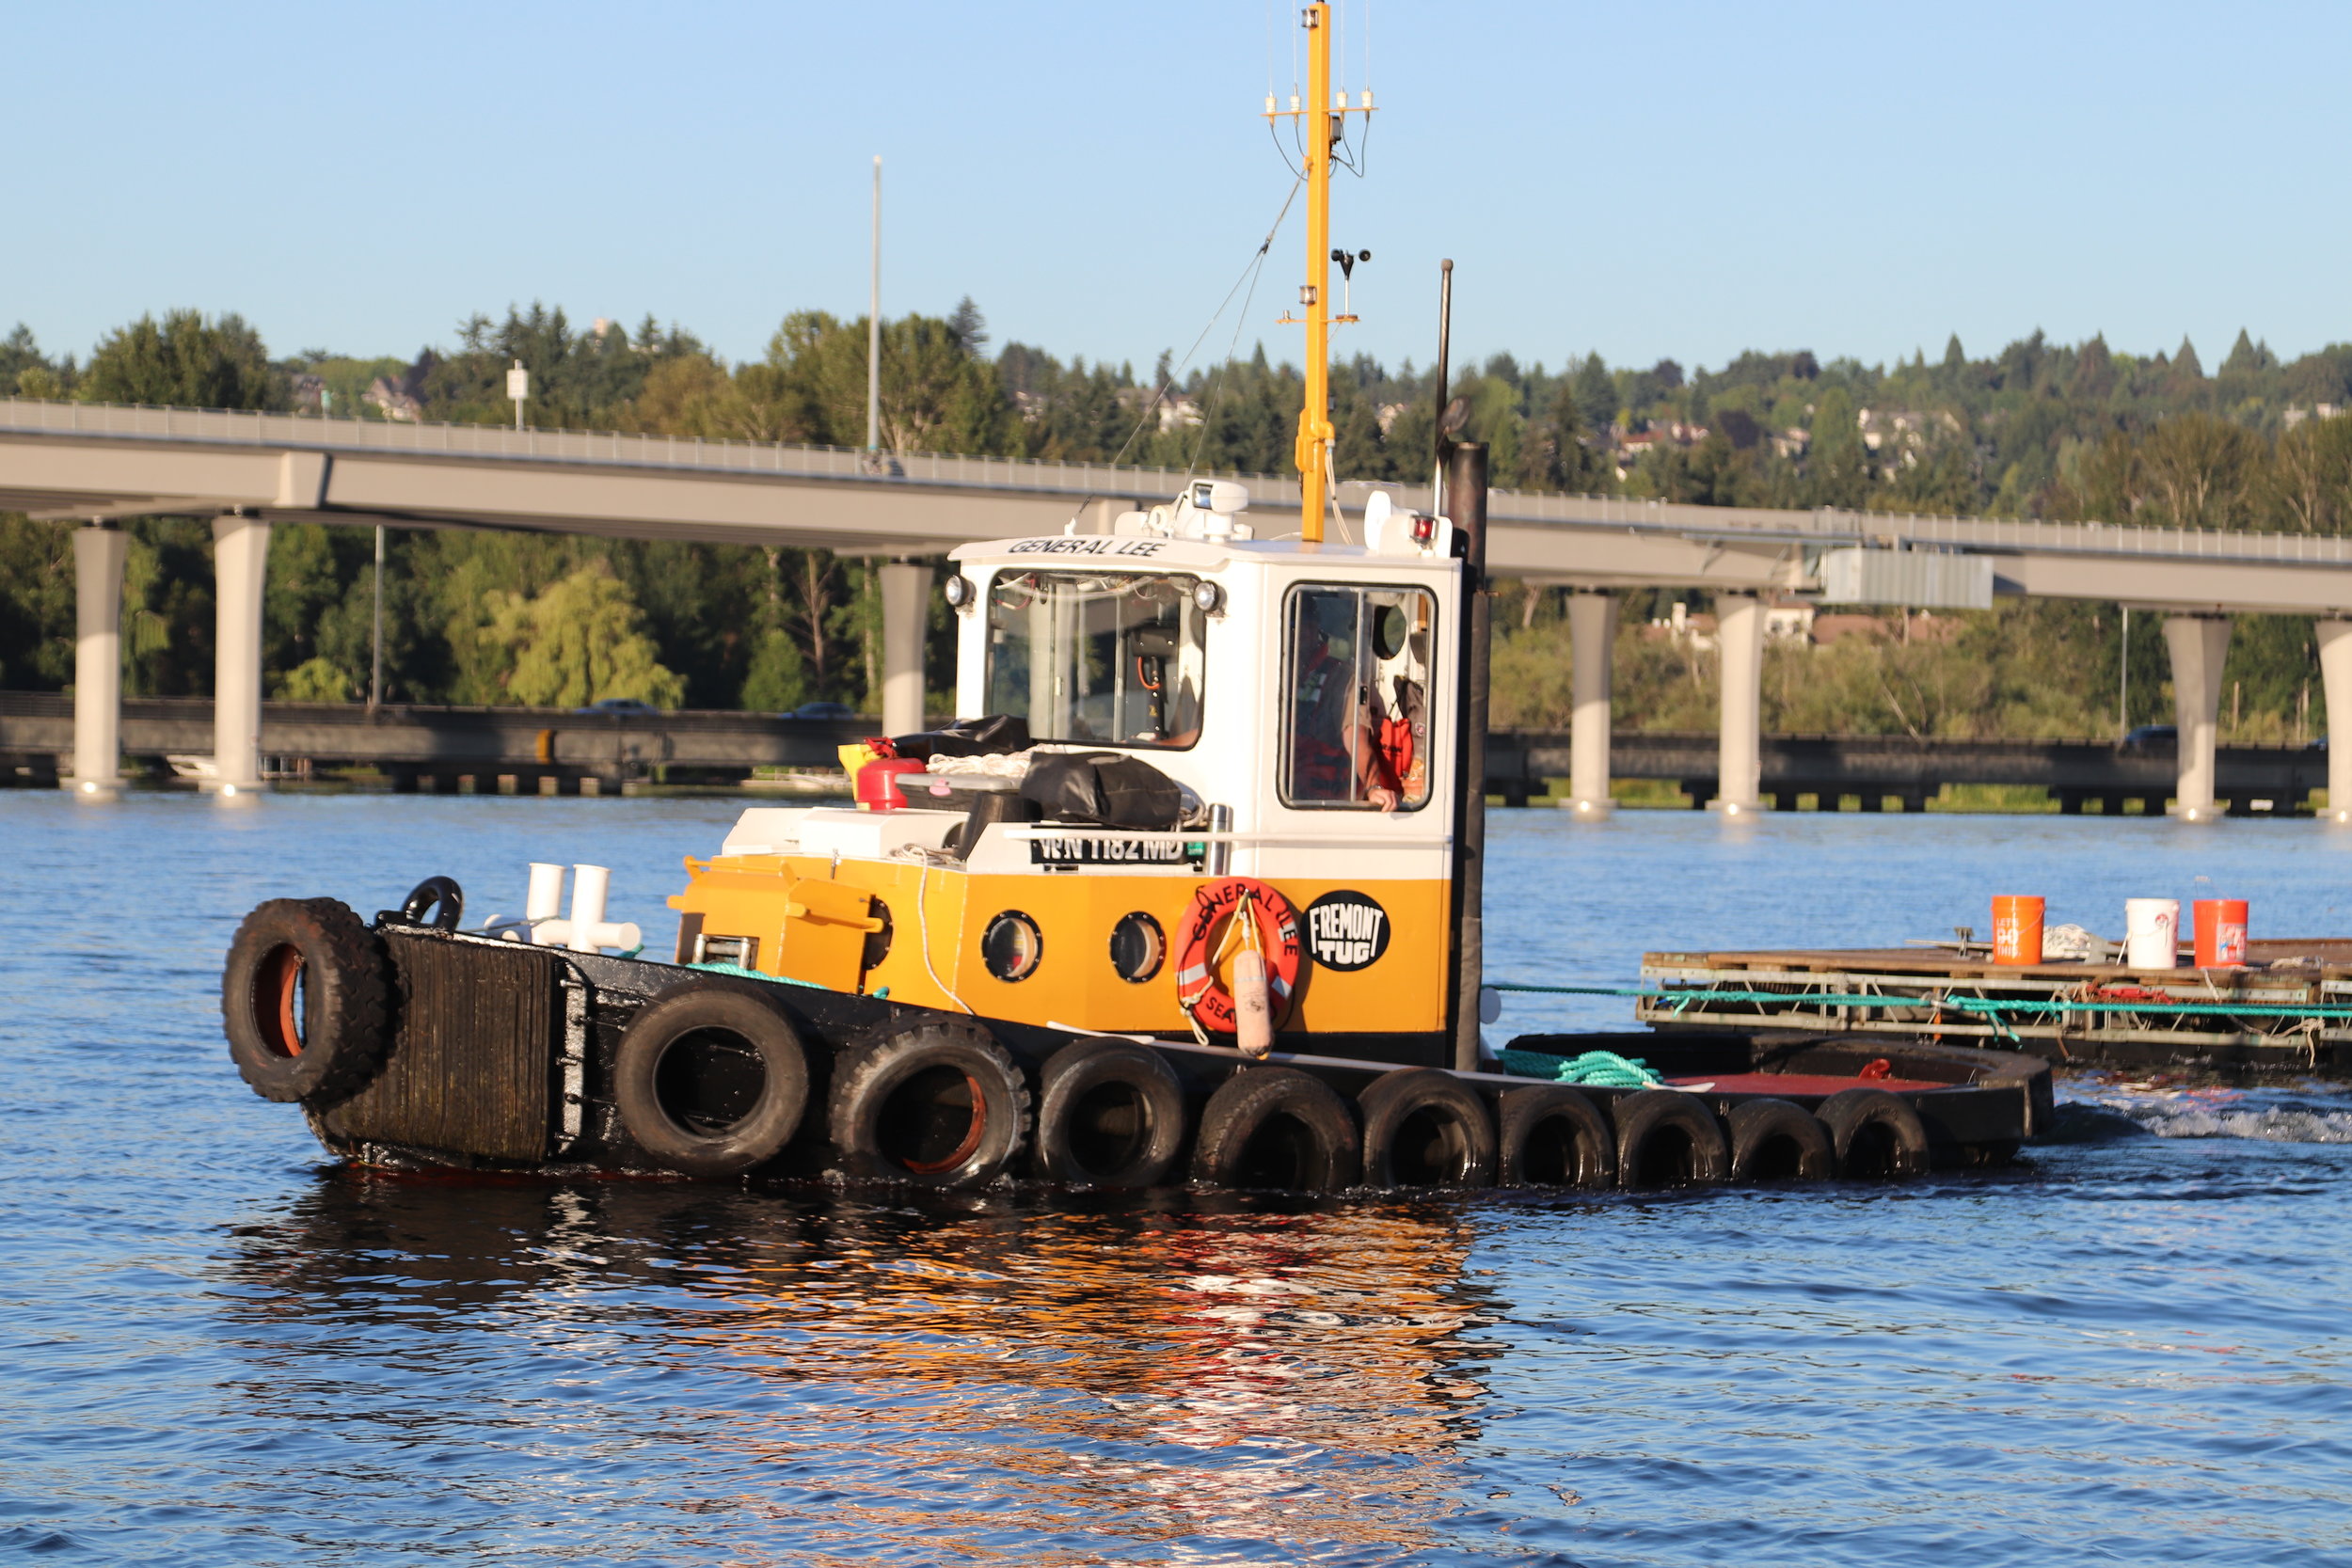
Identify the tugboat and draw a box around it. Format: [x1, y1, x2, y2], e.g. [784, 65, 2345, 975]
[217, 8, 2042, 1193]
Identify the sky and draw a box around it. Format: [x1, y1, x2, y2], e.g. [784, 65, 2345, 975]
[7, 1, 2349, 383]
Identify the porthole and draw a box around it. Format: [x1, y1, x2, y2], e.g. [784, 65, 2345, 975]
[981, 911, 1044, 982]
[1108, 911, 1166, 983]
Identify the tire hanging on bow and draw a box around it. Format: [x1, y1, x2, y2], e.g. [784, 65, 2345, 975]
[1174, 877, 1304, 1050]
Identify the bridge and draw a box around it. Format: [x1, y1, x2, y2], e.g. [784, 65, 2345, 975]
[9, 394, 2352, 820]
[0, 692, 2319, 816]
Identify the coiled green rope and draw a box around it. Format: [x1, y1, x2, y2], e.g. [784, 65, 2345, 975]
[1495, 1048, 1664, 1087]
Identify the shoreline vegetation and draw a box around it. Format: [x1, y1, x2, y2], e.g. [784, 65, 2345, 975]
[5, 305, 2350, 743]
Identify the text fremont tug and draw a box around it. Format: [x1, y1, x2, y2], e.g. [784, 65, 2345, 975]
[216, 8, 2042, 1195]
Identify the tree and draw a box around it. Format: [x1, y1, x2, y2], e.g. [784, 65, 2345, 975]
[81, 310, 282, 410]
[2137, 412, 2264, 530]
[478, 561, 685, 708]
[1805, 386, 1869, 507]
[2265, 414, 2352, 534]
[739, 626, 810, 711]
[1524, 381, 1610, 495]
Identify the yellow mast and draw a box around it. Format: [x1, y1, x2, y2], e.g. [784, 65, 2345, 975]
[1268, 3, 1372, 544]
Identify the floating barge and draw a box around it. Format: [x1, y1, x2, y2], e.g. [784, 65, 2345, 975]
[1639, 942, 2352, 1072]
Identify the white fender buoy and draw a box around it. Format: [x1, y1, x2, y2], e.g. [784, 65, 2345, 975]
[1232, 948, 1274, 1059]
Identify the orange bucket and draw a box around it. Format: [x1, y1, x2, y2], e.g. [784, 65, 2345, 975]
[2193, 898, 2248, 967]
[1992, 895, 2045, 965]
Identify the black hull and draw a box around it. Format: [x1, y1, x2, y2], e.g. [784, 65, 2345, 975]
[291, 919, 2042, 1186]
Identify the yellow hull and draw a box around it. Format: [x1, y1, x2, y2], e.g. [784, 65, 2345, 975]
[671, 855, 1450, 1037]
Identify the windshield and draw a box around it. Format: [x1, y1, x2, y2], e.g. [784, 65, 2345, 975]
[984, 570, 1206, 748]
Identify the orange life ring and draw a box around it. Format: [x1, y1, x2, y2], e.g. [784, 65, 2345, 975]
[1175, 878, 1304, 1034]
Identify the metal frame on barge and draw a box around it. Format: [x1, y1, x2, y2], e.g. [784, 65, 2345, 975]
[1640, 944, 2352, 1072]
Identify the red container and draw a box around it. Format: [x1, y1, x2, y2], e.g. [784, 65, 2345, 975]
[855, 758, 927, 811]
[2193, 898, 2249, 967]
[1992, 895, 2045, 965]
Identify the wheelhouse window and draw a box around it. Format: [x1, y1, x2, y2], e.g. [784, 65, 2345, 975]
[984, 570, 1207, 748]
[1280, 584, 1437, 811]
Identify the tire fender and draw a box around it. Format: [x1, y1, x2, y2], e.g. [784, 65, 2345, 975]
[1613, 1088, 1729, 1189]
[613, 983, 811, 1178]
[827, 1021, 1029, 1188]
[1817, 1087, 1931, 1179]
[1189, 1067, 1360, 1192]
[1496, 1084, 1614, 1189]
[1724, 1098, 1836, 1182]
[1032, 1038, 1187, 1189]
[220, 897, 391, 1106]
[1357, 1068, 1495, 1188]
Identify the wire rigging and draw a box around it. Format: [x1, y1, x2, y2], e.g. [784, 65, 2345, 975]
[1077, 175, 1307, 495]
[1183, 176, 1305, 487]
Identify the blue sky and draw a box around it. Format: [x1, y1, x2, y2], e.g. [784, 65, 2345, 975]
[7, 1, 2347, 382]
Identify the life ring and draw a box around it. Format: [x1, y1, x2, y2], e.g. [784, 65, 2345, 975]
[1174, 878, 1304, 1035]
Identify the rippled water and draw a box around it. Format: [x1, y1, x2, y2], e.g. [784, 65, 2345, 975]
[7, 792, 2351, 1564]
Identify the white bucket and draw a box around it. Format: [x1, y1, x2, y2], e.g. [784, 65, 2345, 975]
[2124, 898, 2180, 969]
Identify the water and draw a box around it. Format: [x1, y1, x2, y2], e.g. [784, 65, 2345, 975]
[6, 793, 2351, 1565]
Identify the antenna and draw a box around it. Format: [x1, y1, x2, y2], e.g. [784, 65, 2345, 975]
[1434, 259, 1453, 507]
[866, 155, 882, 457]
[1267, 2, 1375, 544]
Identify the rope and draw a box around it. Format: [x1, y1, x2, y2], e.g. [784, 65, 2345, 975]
[1496, 1048, 1663, 1087]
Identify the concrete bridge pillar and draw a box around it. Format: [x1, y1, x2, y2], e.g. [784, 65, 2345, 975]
[211, 514, 272, 794]
[879, 560, 930, 736]
[1563, 591, 1616, 819]
[1711, 593, 1766, 814]
[2162, 613, 2231, 822]
[68, 523, 127, 799]
[2316, 621, 2352, 823]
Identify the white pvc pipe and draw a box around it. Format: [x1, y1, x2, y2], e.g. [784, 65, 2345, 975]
[526, 863, 565, 922]
[568, 863, 611, 952]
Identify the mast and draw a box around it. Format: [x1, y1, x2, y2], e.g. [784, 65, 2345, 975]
[1269, 3, 1371, 544]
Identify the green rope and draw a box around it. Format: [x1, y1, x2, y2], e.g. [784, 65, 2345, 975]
[1495, 1048, 1664, 1087]
[1487, 979, 2352, 1022]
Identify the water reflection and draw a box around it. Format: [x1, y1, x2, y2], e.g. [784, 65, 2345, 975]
[218, 1175, 1513, 1560]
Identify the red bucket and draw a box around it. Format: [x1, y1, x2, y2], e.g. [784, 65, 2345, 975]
[2193, 898, 2249, 967]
